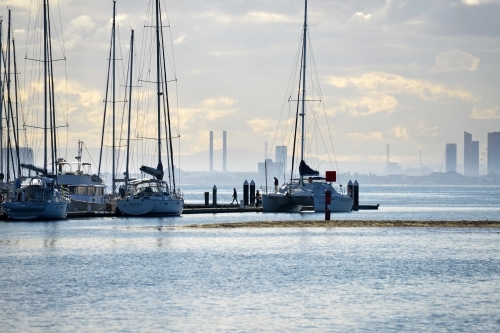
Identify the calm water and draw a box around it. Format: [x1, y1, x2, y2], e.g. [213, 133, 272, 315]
[1, 185, 500, 332]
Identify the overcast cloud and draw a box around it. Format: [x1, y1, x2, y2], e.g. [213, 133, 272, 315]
[0, 0, 499, 174]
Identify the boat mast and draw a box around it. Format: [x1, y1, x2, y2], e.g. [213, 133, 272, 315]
[125, 29, 134, 187]
[0, 19, 3, 176]
[112, 0, 116, 193]
[12, 37, 21, 177]
[158, 8, 176, 191]
[155, 0, 163, 175]
[299, 0, 307, 186]
[6, 11, 12, 181]
[97, 1, 115, 180]
[43, 0, 48, 174]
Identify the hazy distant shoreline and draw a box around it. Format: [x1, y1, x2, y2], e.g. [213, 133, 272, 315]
[184, 220, 500, 228]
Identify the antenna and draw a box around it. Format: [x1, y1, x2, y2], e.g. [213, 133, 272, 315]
[264, 142, 268, 160]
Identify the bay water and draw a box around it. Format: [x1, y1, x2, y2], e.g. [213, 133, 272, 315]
[1, 185, 499, 331]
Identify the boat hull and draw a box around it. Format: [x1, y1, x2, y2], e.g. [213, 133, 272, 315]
[313, 195, 353, 212]
[2, 201, 68, 220]
[68, 200, 107, 213]
[262, 194, 303, 212]
[116, 196, 183, 216]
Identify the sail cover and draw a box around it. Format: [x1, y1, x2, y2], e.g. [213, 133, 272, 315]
[140, 163, 164, 180]
[299, 160, 319, 176]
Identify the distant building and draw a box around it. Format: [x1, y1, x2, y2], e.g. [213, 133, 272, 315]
[387, 161, 402, 174]
[464, 132, 479, 177]
[387, 161, 432, 176]
[487, 131, 500, 175]
[445, 143, 457, 172]
[275, 146, 287, 174]
[258, 158, 284, 188]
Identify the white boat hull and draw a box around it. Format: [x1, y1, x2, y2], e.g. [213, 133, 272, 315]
[313, 195, 353, 212]
[116, 196, 183, 216]
[2, 201, 68, 220]
[312, 183, 352, 212]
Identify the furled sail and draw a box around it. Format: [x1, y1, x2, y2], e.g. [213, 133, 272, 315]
[299, 160, 319, 176]
[140, 162, 164, 180]
[21, 164, 47, 175]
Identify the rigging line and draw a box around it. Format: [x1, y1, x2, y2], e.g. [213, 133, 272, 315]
[24, 0, 39, 58]
[159, 5, 177, 190]
[12, 38, 22, 175]
[269, 30, 304, 164]
[116, 24, 129, 174]
[48, 1, 66, 58]
[117, 29, 132, 176]
[163, 0, 177, 78]
[47, 0, 69, 159]
[55, 0, 66, 56]
[48, 1, 59, 175]
[98, 22, 114, 176]
[307, 31, 342, 184]
[163, 0, 181, 146]
[290, 31, 305, 185]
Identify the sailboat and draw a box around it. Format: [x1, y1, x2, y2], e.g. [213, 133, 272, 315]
[115, 0, 183, 216]
[1, 0, 69, 219]
[262, 0, 352, 213]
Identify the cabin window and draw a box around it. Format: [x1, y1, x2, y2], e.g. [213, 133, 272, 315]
[76, 186, 87, 195]
[95, 188, 103, 196]
[87, 187, 96, 195]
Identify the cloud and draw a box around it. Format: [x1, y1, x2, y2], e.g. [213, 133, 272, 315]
[416, 122, 439, 137]
[247, 118, 276, 134]
[469, 107, 500, 119]
[69, 15, 96, 30]
[327, 93, 398, 116]
[173, 33, 186, 45]
[208, 50, 248, 57]
[432, 50, 480, 73]
[326, 72, 475, 101]
[347, 11, 373, 25]
[198, 11, 299, 25]
[461, 0, 500, 5]
[202, 97, 236, 108]
[246, 11, 300, 24]
[176, 97, 238, 128]
[346, 132, 383, 141]
[392, 126, 409, 140]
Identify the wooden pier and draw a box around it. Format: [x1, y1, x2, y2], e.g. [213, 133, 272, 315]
[1, 203, 379, 220]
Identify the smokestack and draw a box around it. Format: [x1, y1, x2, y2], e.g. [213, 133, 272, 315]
[209, 131, 214, 172]
[223, 131, 227, 172]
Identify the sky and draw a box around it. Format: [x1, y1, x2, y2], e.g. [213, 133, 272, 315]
[1, 0, 500, 175]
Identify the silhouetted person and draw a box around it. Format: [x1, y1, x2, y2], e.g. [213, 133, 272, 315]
[274, 177, 279, 193]
[255, 190, 261, 207]
[231, 188, 238, 204]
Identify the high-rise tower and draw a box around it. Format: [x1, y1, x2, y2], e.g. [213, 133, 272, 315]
[464, 131, 479, 176]
[487, 131, 500, 175]
[445, 143, 457, 172]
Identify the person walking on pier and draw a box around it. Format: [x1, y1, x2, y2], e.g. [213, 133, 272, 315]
[231, 188, 238, 204]
[255, 190, 262, 207]
[274, 177, 279, 193]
